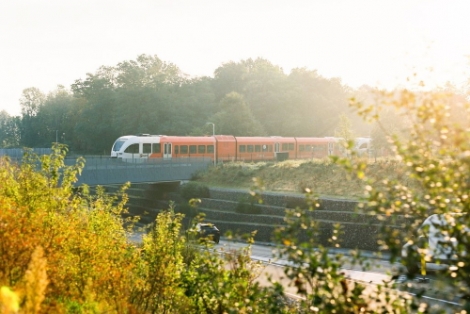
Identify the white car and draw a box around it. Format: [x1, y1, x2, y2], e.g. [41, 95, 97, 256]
[401, 213, 468, 273]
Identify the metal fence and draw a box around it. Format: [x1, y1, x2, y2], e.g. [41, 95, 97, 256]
[71, 156, 212, 186]
[0, 151, 212, 186]
[0, 148, 52, 158]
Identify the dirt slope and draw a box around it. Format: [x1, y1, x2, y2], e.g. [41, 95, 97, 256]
[193, 158, 408, 199]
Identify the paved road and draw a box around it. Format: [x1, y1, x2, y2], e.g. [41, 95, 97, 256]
[128, 232, 464, 311]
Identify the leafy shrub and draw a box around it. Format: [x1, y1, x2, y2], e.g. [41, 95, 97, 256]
[0, 145, 138, 312]
[235, 196, 262, 214]
[179, 181, 210, 200]
[0, 147, 294, 313]
[189, 169, 204, 181]
[175, 201, 199, 218]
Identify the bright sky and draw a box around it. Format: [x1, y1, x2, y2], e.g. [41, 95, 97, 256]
[1, 0, 469, 116]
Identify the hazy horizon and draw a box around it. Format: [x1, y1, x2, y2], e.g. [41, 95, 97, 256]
[1, 0, 469, 116]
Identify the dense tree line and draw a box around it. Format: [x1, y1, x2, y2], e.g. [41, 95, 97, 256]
[0, 54, 360, 154]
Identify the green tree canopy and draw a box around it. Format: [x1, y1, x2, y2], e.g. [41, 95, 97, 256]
[8, 54, 376, 152]
[209, 92, 266, 136]
[0, 111, 20, 147]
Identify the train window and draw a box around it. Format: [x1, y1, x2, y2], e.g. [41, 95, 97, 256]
[255, 145, 261, 152]
[189, 145, 197, 154]
[299, 145, 305, 152]
[143, 143, 151, 154]
[305, 145, 312, 152]
[289, 143, 294, 151]
[282, 143, 288, 151]
[175, 146, 179, 154]
[180, 145, 188, 154]
[124, 143, 139, 154]
[207, 145, 214, 153]
[268, 145, 273, 152]
[198, 145, 206, 153]
[239, 145, 246, 152]
[152, 143, 161, 153]
[112, 140, 125, 152]
[247, 145, 254, 152]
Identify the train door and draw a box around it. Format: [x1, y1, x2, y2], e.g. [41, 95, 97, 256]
[163, 143, 172, 159]
[142, 143, 151, 159]
[273, 142, 280, 161]
[328, 141, 334, 156]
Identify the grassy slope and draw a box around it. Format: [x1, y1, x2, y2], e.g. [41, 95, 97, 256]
[193, 158, 409, 199]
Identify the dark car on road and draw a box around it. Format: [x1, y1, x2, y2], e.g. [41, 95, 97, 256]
[195, 223, 220, 244]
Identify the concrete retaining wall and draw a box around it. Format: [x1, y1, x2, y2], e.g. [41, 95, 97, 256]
[106, 184, 403, 251]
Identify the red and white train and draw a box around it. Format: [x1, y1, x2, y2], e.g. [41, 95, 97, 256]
[111, 134, 372, 162]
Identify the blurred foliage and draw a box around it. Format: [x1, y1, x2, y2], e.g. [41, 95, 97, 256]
[0, 144, 138, 312]
[346, 87, 470, 311]
[271, 188, 412, 313]
[0, 145, 294, 313]
[197, 86, 470, 312]
[179, 181, 210, 200]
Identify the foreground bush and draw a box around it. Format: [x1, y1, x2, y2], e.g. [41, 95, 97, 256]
[0, 146, 139, 312]
[179, 181, 210, 200]
[0, 145, 294, 313]
[0, 144, 426, 313]
[347, 89, 470, 311]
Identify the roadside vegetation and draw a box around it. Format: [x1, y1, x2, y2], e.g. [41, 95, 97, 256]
[0, 146, 292, 313]
[1, 86, 470, 313]
[192, 158, 410, 200]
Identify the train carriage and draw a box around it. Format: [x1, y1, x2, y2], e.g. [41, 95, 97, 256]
[158, 136, 215, 160]
[111, 134, 372, 163]
[213, 135, 236, 162]
[295, 137, 331, 159]
[269, 136, 297, 161]
[234, 137, 276, 162]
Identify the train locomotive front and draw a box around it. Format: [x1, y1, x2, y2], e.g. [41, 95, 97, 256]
[110, 134, 218, 163]
[111, 134, 162, 161]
